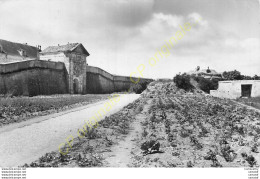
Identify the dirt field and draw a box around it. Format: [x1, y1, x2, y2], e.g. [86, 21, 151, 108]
[25, 82, 260, 167]
[0, 94, 110, 127]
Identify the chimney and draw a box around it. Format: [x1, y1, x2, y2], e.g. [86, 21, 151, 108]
[196, 66, 200, 71]
[206, 67, 211, 73]
[37, 45, 42, 52]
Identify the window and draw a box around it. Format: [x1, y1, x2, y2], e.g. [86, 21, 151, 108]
[22, 50, 26, 56]
[18, 49, 27, 57]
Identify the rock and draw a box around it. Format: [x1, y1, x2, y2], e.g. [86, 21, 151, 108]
[141, 140, 160, 154]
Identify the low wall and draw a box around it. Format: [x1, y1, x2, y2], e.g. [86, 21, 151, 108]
[86, 66, 153, 94]
[0, 60, 68, 96]
[210, 80, 260, 99]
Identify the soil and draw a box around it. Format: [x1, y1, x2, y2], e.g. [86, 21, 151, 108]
[26, 81, 260, 168]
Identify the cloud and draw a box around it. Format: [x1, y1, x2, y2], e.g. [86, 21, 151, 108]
[0, 0, 259, 78]
[101, 0, 155, 27]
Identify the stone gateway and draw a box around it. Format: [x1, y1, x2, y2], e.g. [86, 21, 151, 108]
[40, 43, 90, 94]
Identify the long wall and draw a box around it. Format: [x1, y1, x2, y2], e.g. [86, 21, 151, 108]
[0, 60, 68, 96]
[0, 61, 152, 96]
[86, 66, 153, 94]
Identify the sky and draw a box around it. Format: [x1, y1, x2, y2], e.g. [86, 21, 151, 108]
[0, 0, 260, 79]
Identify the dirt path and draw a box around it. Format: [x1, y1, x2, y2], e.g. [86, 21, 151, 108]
[104, 98, 151, 167]
[0, 94, 140, 167]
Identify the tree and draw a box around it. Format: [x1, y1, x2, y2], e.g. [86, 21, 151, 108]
[241, 75, 252, 80]
[222, 70, 242, 80]
[194, 77, 219, 93]
[173, 74, 194, 91]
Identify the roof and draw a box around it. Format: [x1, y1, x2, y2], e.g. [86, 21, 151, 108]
[188, 68, 221, 76]
[219, 80, 260, 83]
[41, 43, 90, 56]
[0, 39, 38, 58]
[199, 69, 220, 75]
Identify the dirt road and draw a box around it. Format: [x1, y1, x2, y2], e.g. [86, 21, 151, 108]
[0, 94, 140, 167]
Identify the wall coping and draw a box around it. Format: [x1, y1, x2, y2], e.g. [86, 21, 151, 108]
[86, 65, 153, 83]
[220, 80, 260, 83]
[0, 60, 65, 74]
[0, 61, 153, 83]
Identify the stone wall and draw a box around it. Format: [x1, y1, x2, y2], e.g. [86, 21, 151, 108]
[0, 61, 152, 96]
[0, 60, 68, 96]
[86, 66, 153, 94]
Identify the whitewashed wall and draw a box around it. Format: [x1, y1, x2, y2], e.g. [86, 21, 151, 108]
[210, 80, 260, 99]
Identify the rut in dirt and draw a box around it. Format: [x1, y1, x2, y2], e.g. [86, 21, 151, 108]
[104, 99, 152, 167]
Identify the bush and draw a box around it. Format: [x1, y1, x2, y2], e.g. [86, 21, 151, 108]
[129, 80, 151, 94]
[222, 70, 242, 80]
[194, 77, 219, 93]
[173, 74, 194, 91]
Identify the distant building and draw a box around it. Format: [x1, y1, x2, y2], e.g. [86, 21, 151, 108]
[210, 80, 260, 99]
[40, 43, 90, 94]
[0, 39, 40, 64]
[188, 66, 222, 79]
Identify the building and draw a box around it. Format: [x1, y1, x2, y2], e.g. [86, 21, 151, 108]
[40, 43, 90, 94]
[188, 66, 222, 79]
[210, 80, 260, 99]
[0, 39, 40, 64]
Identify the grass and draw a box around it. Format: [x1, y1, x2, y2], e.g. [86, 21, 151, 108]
[0, 94, 110, 127]
[237, 97, 260, 110]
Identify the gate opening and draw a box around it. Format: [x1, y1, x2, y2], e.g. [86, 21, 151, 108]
[241, 84, 252, 97]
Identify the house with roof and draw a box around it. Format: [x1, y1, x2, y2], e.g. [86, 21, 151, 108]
[188, 66, 222, 79]
[0, 39, 40, 64]
[40, 43, 90, 94]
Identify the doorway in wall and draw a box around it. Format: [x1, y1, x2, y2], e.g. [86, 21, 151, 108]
[241, 84, 252, 97]
[73, 79, 79, 94]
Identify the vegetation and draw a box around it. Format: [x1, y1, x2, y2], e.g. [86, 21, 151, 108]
[24, 82, 260, 168]
[0, 94, 110, 127]
[172, 70, 260, 93]
[222, 70, 243, 80]
[173, 73, 219, 93]
[133, 82, 260, 167]
[173, 74, 194, 91]
[23, 98, 142, 167]
[129, 80, 152, 94]
[237, 97, 260, 110]
[194, 77, 219, 93]
[223, 70, 260, 80]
